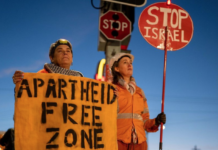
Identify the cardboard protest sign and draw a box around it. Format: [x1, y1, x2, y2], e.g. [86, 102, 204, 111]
[14, 73, 117, 150]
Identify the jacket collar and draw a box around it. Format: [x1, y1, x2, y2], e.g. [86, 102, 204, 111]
[117, 77, 136, 95]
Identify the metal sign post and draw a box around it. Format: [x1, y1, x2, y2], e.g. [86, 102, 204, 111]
[138, 1, 194, 150]
[105, 41, 121, 82]
[98, 3, 133, 82]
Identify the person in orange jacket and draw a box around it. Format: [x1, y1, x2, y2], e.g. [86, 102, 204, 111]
[11, 39, 83, 150]
[109, 53, 166, 150]
[12, 39, 83, 83]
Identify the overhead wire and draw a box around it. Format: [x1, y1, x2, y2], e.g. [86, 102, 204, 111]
[91, 0, 106, 9]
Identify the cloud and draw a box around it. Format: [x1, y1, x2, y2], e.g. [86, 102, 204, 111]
[0, 60, 46, 78]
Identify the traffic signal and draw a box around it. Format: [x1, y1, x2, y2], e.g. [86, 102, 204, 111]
[122, 5, 134, 31]
[111, 13, 119, 37]
[100, 10, 131, 41]
[97, 1, 135, 52]
[110, 3, 135, 32]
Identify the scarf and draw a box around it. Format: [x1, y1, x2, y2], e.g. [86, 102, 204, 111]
[118, 77, 136, 95]
[44, 63, 83, 77]
[118, 77, 138, 144]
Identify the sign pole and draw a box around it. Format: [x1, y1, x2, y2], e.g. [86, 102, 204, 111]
[138, 2, 193, 150]
[159, 26, 168, 150]
[105, 41, 121, 82]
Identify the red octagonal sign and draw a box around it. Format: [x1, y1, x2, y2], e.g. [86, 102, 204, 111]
[138, 2, 194, 51]
[100, 10, 131, 41]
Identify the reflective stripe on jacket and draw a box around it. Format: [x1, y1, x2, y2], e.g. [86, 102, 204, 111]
[116, 84, 158, 144]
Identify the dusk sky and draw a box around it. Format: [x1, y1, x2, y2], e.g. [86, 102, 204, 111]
[0, 0, 217, 150]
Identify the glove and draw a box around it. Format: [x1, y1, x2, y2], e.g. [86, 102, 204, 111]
[155, 112, 166, 126]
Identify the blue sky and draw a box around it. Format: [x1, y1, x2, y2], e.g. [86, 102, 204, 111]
[0, 0, 217, 150]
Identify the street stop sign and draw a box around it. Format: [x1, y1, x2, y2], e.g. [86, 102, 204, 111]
[138, 2, 194, 51]
[100, 10, 131, 41]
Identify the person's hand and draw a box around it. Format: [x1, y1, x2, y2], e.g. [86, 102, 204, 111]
[113, 88, 119, 98]
[155, 112, 166, 126]
[12, 70, 24, 84]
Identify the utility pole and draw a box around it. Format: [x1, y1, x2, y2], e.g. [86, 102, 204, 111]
[96, 0, 135, 80]
[98, 0, 133, 62]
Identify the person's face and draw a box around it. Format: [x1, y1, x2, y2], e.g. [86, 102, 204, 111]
[115, 56, 133, 77]
[50, 45, 73, 69]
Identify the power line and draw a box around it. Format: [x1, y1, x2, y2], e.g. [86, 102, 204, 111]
[166, 117, 216, 125]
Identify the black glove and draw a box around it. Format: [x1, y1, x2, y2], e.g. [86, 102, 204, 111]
[155, 112, 166, 126]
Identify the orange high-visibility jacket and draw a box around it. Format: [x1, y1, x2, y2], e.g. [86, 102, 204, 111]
[37, 69, 49, 73]
[116, 84, 159, 144]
